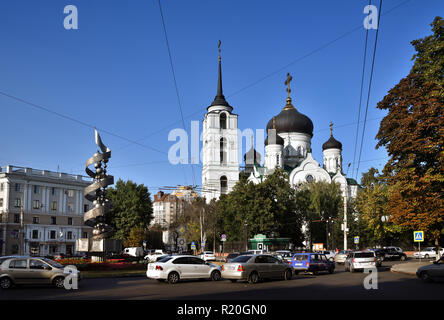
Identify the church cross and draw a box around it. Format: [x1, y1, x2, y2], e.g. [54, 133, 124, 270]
[285, 73, 293, 98]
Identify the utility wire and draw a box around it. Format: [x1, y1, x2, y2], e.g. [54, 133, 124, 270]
[352, 0, 371, 182]
[356, 0, 383, 180]
[157, 0, 195, 186]
[0, 90, 167, 156]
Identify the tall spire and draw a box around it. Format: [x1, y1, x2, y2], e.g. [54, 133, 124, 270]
[210, 40, 231, 108]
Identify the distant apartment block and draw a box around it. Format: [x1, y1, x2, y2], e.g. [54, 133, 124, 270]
[0, 165, 93, 256]
[151, 186, 198, 250]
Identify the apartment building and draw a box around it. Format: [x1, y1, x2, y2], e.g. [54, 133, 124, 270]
[0, 165, 93, 256]
[151, 186, 198, 250]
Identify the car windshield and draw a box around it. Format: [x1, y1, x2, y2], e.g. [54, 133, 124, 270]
[230, 255, 252, 263]
[158, 256, 173, 263]
[42, 258, 63, 269]
[424, 248, 434, 251]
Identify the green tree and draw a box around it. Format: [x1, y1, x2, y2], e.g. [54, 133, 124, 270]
[375, 17, 444, 246]
[106, 179, 153, 242]
[123, 226, 146, 248]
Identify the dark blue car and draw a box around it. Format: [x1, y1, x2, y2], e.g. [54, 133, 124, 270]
[291, 253, 335, 275]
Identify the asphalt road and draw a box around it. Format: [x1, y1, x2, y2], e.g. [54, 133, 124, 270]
[1, 261, 443, 300]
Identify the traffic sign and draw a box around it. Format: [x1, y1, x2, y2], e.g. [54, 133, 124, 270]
[414, 231, 424, 242]
[221, 234, 226, 242]
[354, 236, 360, 244]
[191, 241, 196, 250]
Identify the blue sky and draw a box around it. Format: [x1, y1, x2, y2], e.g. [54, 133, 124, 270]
[0, 0, 442, 196]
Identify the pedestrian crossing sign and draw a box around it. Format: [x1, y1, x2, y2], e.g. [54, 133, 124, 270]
[414, 231, 424, 242]
[354, 236, 359, 244]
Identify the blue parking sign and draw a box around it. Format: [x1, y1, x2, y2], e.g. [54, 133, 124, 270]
[354, 236, 359, 244]
[414, 231, 424, 242]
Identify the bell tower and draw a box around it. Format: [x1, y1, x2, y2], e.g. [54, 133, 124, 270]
[201, 41, 239, 202]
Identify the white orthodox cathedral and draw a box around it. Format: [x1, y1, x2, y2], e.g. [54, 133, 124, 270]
[201, 49, 359, 203]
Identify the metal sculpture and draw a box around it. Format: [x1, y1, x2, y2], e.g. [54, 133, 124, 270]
[84, 129, 114, 241]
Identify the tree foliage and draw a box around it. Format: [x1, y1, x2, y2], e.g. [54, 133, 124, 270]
[375, 17, 444, 243]
[106, 179, 153, 242]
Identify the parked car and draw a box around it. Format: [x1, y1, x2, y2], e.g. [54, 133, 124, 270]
[247, 250, 264, 255]
[380, 248, 407, 261]
[198, 251, 216, 261]
[0, 256, 81, 289]
[413, 247, 444, 259]
[224, 252, 242, 263]
[344, 251, 376, 272]
[334, 250, 351, 264]
[384, 246, 403, 253]
[367, 249, 384, 267]
[146, 255, 221, 284]
[318, 250, 336, 262]
[221, 254, 294, 284]
[145, 250, 167, 262]
[290, 253, 335, 275]
[416, 257, 444, 282]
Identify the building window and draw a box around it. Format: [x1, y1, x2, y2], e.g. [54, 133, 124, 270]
[67, 190, 74, 197]
[220, 176, 228, 194]
[51, 201, 57, 211]
[32, 216, 39, 224]
[32, 230, 39, 239]
[83, 204, 89, 213]
[12, 230, 19, 239]
[51, 216, 56, 225]
[0, 183, 3, 191]
[50, 230, 56, 240]
[15, 183, 21, 192]
[67, 231, 73, 240]
[0, 198, 3, 207]
[67, 203, 74, 212]
[51, 187, 57, 196]
[68, 217, 73, 225]
[33, 200, 40, 209]
[33, 185, 40, 194]
[276, 154, 280, 166]
[14, 214, 20, 224]
[14, 198, 21, 208]
[220, 138, 227, 164]
[220, 113, 227, 129]
[306, 174, 314, 183]
[83, 232, 88, 238]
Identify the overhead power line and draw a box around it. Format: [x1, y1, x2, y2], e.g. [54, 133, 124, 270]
[356, 0, 383, 180]
[157, 0, 195, 186]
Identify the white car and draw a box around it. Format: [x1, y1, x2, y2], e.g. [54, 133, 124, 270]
[198, 251, 216, 261]
[146, 255, 222, 284]
[319, 250, 336, 262]
[144, 250, 167, 262]
[344, 251, 376, 272]
[413, 247, 444, 259]
[384, 246, 403, 253]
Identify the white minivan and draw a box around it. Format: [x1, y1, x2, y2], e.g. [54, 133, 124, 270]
[123, 247, 144, 257]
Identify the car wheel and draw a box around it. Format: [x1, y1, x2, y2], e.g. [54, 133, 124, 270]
[167, 272, 180, 284]
[248, 271, 259, 284]
[0, 277, 12, 289]
[420, 271, 432, 283]
[329, 267, 334, 274]
[211, 270, 221, 281]
[400, 255, 406, 261]
[53, 276, 65, 288]
[230, 279, 237, 283]
[350, 266, 355, 273]
[284, 269, 292, 280]
[424, 254, 429, 259]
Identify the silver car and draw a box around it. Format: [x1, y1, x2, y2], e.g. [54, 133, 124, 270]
[416, 257, 444, 282]
[0, 256, 81, 289]
[221, 254, 294, 284]
[344, 251, 376, 272]
[334, 250, 351, 264]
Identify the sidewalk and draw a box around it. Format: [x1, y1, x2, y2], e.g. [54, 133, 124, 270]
[391, 261, 433, 276]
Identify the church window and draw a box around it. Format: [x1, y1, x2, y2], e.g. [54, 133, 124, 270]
[306, 174, 314, 183]
[220, 138, 227, 164]
[220, 113, 227, 129]
[220, 176, 228, 194]
[276, 154, 279, 166]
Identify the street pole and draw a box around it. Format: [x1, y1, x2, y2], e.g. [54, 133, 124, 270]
[343, 193, 348, 251]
